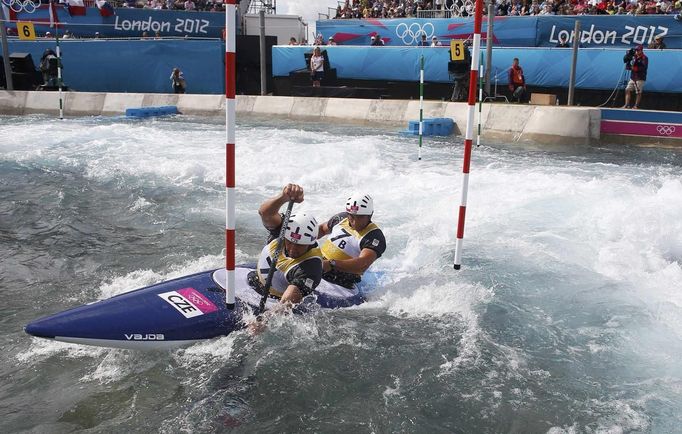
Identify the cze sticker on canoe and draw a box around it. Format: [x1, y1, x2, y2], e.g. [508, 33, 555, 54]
[158, 288, 218, 319]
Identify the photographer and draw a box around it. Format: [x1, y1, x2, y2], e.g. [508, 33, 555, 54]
[622, 45, 648, 110]
[39, 49, 59, 88]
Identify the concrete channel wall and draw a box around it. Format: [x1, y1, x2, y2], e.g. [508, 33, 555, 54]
[0, 91, 601, 145]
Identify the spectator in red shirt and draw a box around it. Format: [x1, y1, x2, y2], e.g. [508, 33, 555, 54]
[508, 57, 526, 102]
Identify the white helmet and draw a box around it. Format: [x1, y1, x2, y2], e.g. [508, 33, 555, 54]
[284, 213, 319, 245]
[345, 193, 373, 216]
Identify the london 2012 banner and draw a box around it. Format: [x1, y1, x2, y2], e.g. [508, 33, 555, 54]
[317, 16, 682, 49]
[536, 15, 680, 48]
[8, 5, 225, 38]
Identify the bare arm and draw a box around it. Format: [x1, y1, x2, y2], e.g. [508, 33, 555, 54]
[258, 184, 304, 230]
[318, 221, 331, 237]
[280, 284, 304, 305]
[323, 248, 378, 275]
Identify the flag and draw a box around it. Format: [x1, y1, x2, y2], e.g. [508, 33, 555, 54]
[49, 1, 60, 28]
[95, 0, 115, 17]
[1, 3, 18, 23]
[66, 0, 87, 16]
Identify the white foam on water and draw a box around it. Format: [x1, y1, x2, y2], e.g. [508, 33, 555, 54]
[80, 350, 156, 384]
[5, 115, 682, 430]
[16, 338, 108, 364]
[97, 252, 248, 299]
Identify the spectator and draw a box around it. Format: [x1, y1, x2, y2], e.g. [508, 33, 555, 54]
[289, 37, 298, 45]
[623, 45, 648, 109]
[418, 33, 429, 46]
[184, 0, 195, 11]
[508, 57, 526, 102]
[141, 32, 149, 39]
[431, 36, 442, 46]
[170, 67, 186, 94]
[94, 32, 101, 39]
[328, 36, 337, 45]
[371, 34, 384, 46]
[648, 35, 666, 49]
[310, 46, 324, 87]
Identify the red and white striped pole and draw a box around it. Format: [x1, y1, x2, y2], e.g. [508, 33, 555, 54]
[225, 0, 236, 308]
[454, 0, 483, 270]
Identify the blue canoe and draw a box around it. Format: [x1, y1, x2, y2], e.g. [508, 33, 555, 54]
[25, 267, 379, 350]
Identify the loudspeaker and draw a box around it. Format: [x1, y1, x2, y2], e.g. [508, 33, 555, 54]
[9, 52, 40, 90]
[10, 52, 36, 73]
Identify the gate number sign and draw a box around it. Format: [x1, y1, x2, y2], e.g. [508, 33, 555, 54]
[18, 22, 37, 41]
[450, 40, 465, 61]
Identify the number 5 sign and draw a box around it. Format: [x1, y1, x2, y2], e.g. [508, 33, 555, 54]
[17, 21, 36, 40]
[450, 39, 465, 61]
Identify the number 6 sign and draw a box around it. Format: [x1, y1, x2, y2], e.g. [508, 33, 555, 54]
[17, 21, 36, 40]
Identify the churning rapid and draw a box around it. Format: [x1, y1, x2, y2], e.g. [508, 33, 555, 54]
[1, 114, 681, 432]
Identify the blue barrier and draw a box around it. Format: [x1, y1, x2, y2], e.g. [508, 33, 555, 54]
[126, 106, 179, 118]
[405, 118, 454, 136]
[316, 16, 682, 49]
[273, 46, 681, 93]
[9, 6, 226, 38]
[4, 39, 224, 94]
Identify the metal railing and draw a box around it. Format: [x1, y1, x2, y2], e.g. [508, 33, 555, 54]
[417, 1, 476, 18]
[247, 0, 276, 14]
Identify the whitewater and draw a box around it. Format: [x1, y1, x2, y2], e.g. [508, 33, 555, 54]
[1, 114, 681, 433]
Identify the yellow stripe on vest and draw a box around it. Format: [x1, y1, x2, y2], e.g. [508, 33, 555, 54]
[321, 218, 379, 269]
[257, 240, 321, 297]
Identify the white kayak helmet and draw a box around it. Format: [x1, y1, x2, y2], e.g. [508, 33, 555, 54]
[284, 213, 319, 245]
[345, 193, 373, 216]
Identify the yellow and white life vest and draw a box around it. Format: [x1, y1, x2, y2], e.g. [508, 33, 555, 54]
[321, 218, 380, 273]
[256, 239, 322, 297]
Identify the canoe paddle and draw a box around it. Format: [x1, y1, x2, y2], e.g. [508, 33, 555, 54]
[258, 200, 295, 315]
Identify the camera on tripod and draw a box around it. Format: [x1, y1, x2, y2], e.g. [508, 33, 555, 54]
[623, 48, 636, 70]
[448, 46, 472, 102]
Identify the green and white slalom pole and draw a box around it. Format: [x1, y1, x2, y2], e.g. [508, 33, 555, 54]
[55, 28, 63, 120]
[418, 54, 424, 161]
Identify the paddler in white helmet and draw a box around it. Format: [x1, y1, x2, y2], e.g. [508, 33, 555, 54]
[318, 192, 387, 288]
[254, 184, 323, 305]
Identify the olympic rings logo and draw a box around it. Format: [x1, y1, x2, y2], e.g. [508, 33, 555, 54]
[2, 0, 41, 14]
[656, 125, 676, 136]
[395, 22, 435, 45]
[446, 0, 475, 17]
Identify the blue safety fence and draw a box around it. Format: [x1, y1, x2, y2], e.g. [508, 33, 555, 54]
[6, 6, 227, 39]
[4, 39, 224, 94]
[317, 16, 682, 49]
[273, 46, 681, 93]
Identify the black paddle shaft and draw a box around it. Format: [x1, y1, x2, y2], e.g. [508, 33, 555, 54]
[258, 200, 295, 314]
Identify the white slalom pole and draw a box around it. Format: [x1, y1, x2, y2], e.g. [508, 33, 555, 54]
[477, 65, 482, 148]
[225, 0, 236, 309]
[454, 0, 483, 270]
